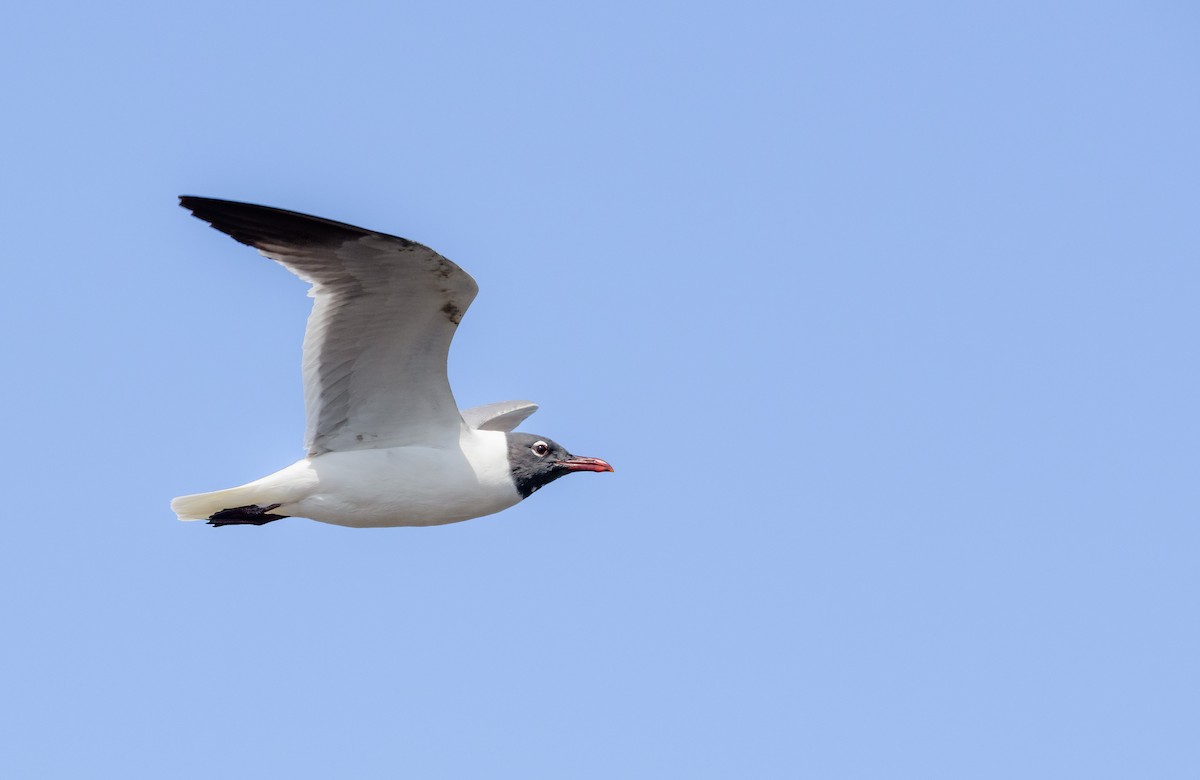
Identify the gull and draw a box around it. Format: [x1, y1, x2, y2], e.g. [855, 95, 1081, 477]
[170, 197, 612, 528]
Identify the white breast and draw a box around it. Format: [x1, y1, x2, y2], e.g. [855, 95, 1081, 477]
[277, 428, 521, 527]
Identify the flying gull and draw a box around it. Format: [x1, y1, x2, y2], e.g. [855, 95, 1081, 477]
[171, 197, 613, 527]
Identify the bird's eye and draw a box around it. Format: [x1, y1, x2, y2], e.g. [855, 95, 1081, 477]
[531, 441, 549, 457]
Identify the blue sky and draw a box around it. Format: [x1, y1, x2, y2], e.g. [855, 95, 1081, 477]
[2, 1, 1198, 777]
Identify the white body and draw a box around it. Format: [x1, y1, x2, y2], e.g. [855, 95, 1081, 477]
[172, 428, 522, 528]
[171, 199, 548, 528]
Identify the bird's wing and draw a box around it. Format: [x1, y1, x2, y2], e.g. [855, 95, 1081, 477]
[181, 196, 478, 455]
[460, 400, 539, 432]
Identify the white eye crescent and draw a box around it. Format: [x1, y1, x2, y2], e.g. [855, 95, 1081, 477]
[531, 441, 549, 457]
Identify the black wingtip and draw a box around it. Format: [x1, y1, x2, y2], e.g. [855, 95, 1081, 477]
[177, 195, 243, 224]
[178, 195, 256, 219]
[177, 195, 379, 250]
[178, 195, 210, 215]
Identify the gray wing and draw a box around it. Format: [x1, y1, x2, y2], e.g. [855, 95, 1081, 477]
[181, 196, 478, 455]
[460, 400, 539, 432]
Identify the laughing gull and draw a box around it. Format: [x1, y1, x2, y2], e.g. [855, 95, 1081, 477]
[170, 197, 613, 528]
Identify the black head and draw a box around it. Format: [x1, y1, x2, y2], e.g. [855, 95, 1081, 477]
[505, 433, 614, 499]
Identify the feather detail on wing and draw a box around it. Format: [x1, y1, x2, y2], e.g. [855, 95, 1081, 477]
[460, 400, 539, 432]
[180, 196, 478, 455]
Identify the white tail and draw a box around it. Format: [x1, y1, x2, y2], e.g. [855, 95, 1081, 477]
[171, 461, 314, 521]
[171, 484, 266, 521]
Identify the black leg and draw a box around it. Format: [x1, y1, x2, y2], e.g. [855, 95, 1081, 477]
[207, 504, 289, 527]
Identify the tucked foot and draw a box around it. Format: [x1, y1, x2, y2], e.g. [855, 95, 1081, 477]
[207, 503, 288, 527]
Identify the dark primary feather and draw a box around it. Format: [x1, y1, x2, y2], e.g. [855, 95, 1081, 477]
[179, 196, 395, 251]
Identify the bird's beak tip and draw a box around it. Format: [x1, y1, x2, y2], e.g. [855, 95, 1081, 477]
[561, 456, 614, 473]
